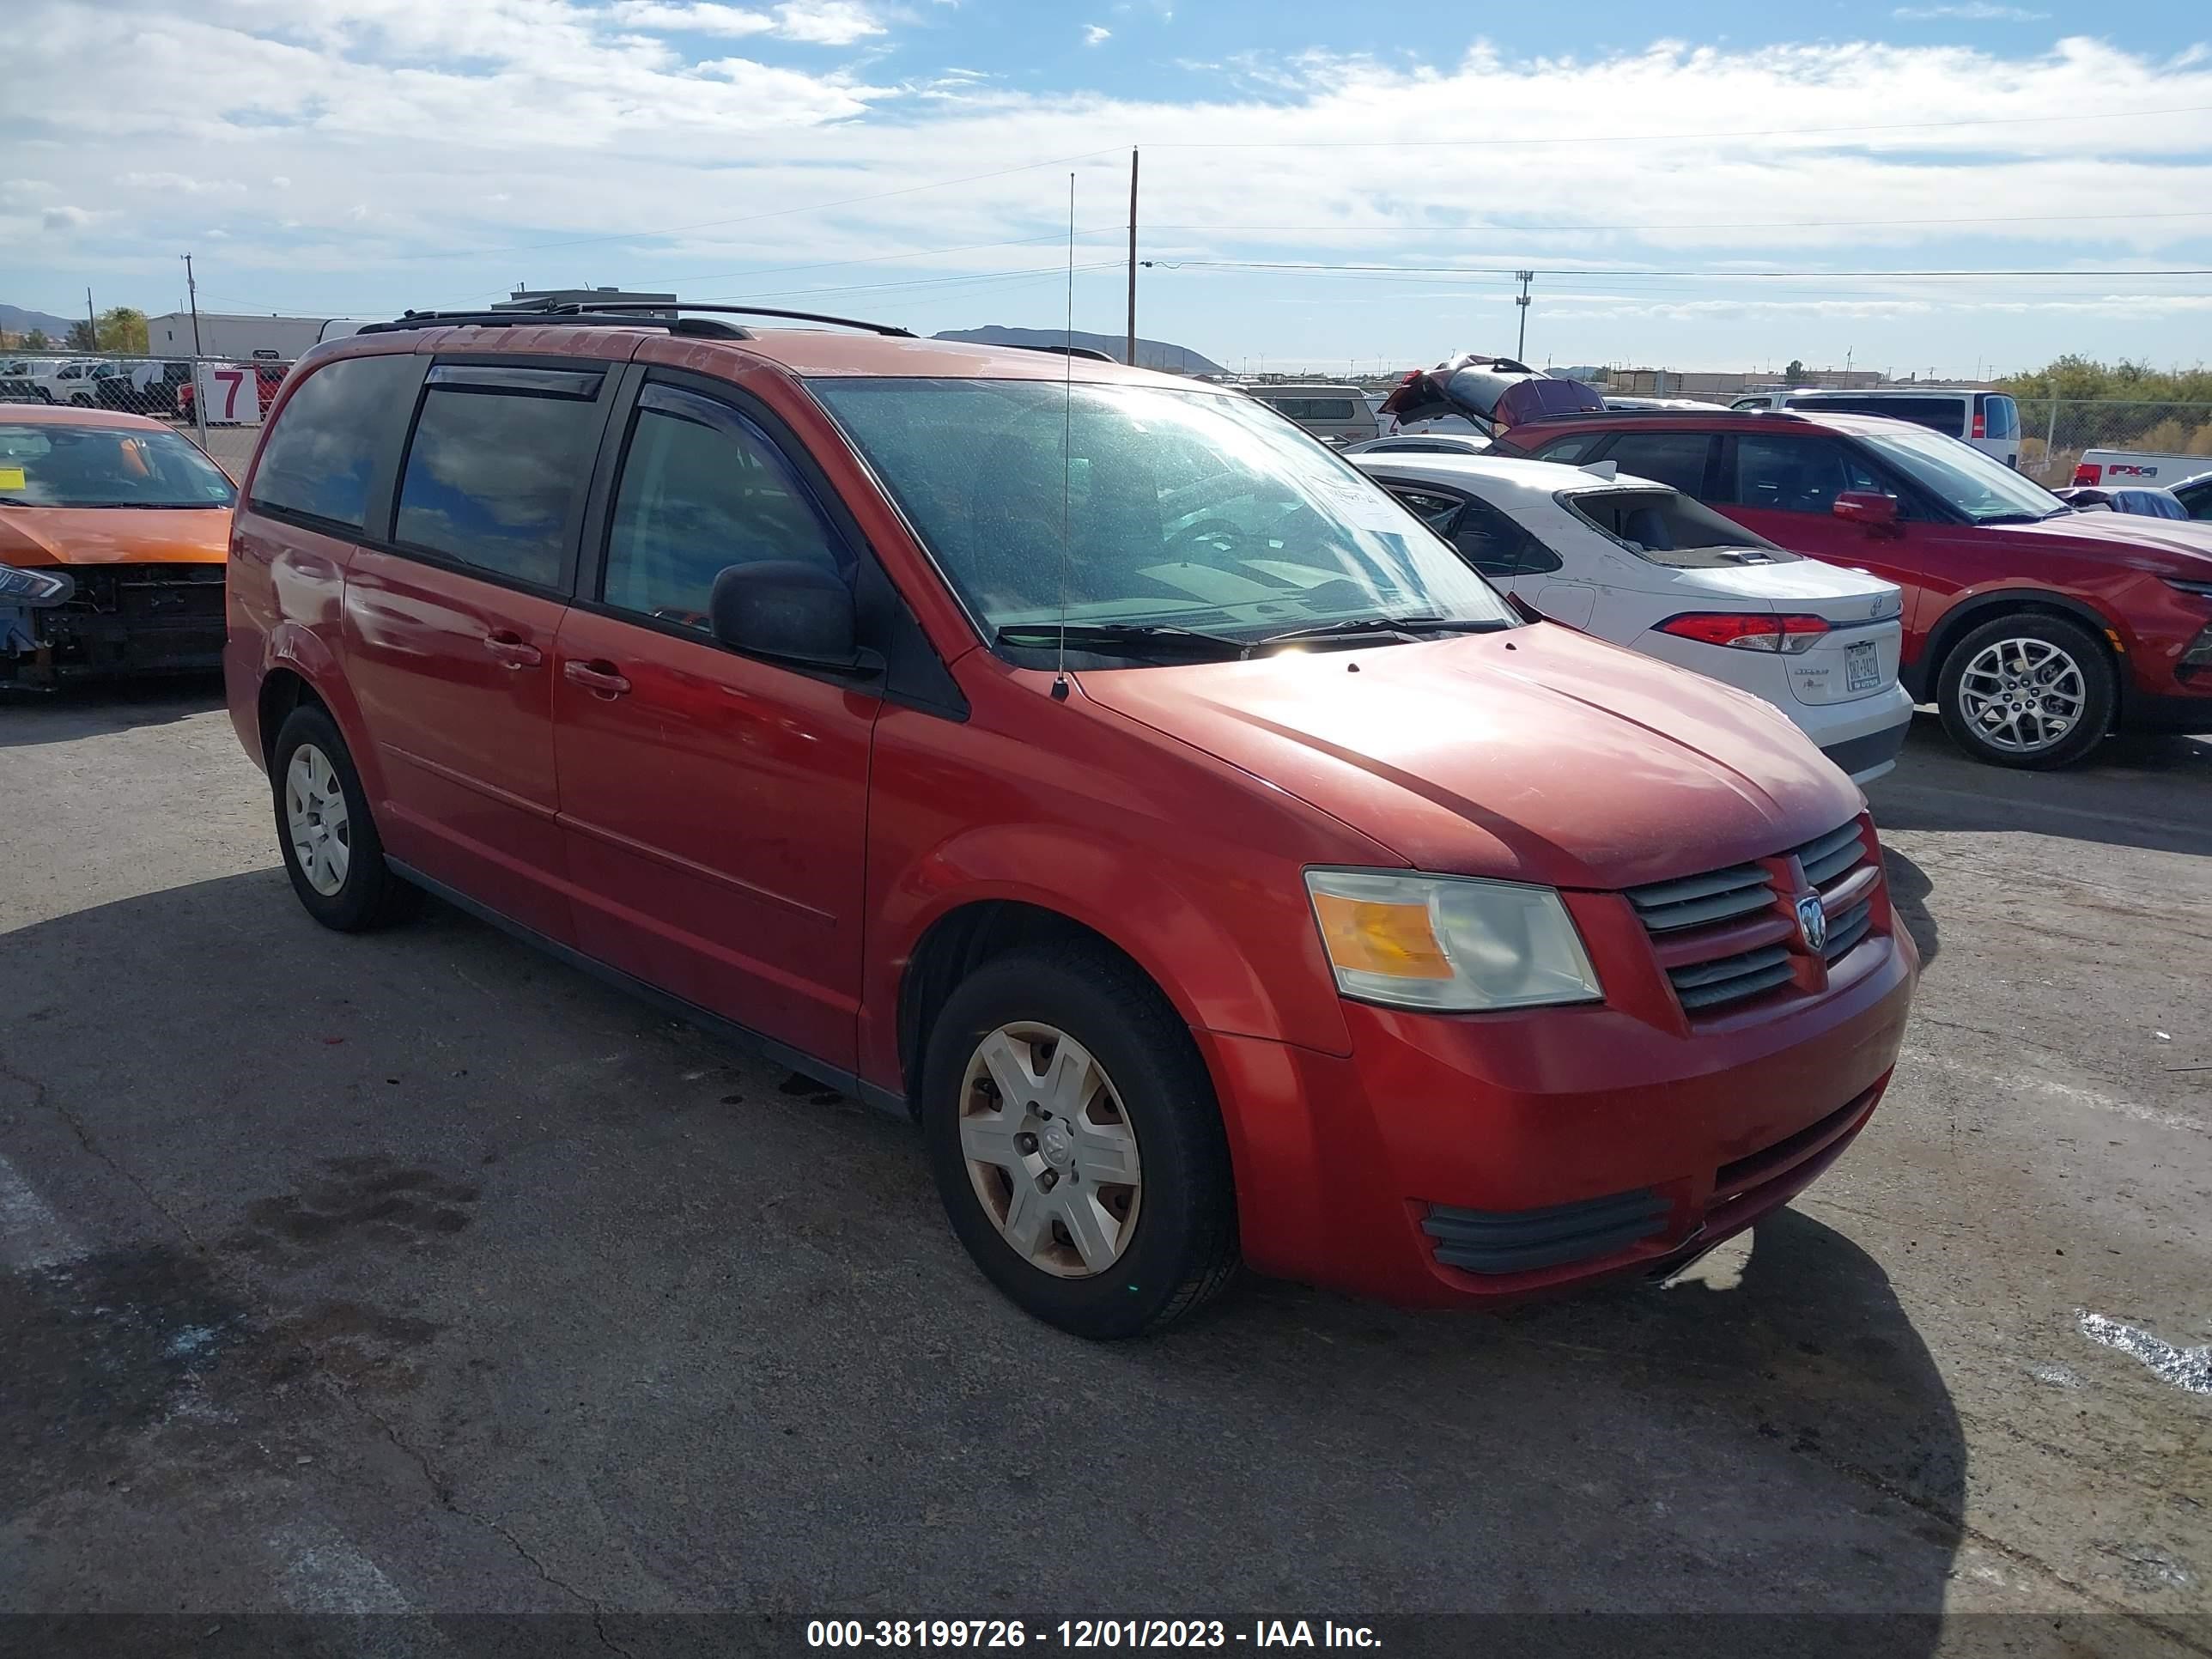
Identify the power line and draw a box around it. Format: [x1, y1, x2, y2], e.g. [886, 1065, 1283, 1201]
[1139, 208, 2212, 234]
[1146, 258, 2212, 279]
[1145, 102, 2212, 149]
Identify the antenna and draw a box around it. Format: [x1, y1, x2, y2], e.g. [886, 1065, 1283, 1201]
[1052, 172, 1075, 702]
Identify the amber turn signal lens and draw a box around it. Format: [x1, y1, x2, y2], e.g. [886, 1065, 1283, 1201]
[1310, 891, 1454, 981]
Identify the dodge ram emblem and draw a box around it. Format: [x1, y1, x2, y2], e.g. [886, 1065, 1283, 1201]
[1796, 895, 1828, 954]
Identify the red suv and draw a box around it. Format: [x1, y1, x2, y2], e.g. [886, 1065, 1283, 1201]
[1502, 409, 2212, 768]
[223, 305, 1916, 1337]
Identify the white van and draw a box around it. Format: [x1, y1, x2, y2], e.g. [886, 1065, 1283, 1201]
[1246, 383, 1379, 447]
[1729, 388, 2021, 468]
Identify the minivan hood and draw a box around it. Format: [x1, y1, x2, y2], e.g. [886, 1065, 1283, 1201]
[1077, 623, 1861, 890]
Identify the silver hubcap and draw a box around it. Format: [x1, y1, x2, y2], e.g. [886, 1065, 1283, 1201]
[284, 744, 352, 896]
[959, 1023, 1142, 1279]
[1957, 637, 2086, 754]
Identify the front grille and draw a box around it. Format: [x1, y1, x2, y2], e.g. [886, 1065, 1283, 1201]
[1626, 817, 1879, 1015]
[1670, 943, 1794, 1011]
[1424, 1188, 1670, 1275]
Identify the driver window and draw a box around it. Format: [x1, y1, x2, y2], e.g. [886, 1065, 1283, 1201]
[604, 392, 846, 631]
[1731, 435, 1888, 515]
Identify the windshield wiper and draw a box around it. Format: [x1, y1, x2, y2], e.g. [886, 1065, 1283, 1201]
[994, 622, 1249, 660]
[1255, 614, 1508, 648]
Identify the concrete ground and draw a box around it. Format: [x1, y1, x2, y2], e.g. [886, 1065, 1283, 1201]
[0, 681, 2205, 1657]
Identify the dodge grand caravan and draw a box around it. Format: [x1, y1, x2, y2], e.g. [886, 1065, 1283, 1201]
[224, 304, 1917, 1339]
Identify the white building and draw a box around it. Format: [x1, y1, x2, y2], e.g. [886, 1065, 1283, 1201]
[145, 312, 333, 361]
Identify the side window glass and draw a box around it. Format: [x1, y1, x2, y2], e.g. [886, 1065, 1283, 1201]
[1453, 495, 1556, 577]
[249, 354, 418, 531]
[1730, 436, 1887, 514]
[1384, 487, 1463, 533]
[1600, 433, 1714, 495]
[1531, 434, 1599, 465]
[393, 369, 605, 588]
[602, 386, 849, 632]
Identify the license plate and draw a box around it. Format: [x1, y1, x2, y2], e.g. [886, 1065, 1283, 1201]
[1846, 640, 1881, 693]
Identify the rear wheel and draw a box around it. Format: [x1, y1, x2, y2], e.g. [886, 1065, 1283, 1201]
[1936, 614, 2112, 769]
[921, 944, 1239, 1339]
[270, 705, 421, 931]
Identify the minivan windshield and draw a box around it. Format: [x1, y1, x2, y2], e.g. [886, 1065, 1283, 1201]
[0, 422, 236, 508]
[812, 379, 1516, 651]
[1856, 427, 2065, 524]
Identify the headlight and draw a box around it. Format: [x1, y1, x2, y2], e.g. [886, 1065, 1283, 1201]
[1304, 868, 1602, 1012]
[0, 564, 73, 606]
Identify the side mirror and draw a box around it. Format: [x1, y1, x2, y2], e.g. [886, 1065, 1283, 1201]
[709, 561, 858, 669]
[1833, 491, 1900, 532]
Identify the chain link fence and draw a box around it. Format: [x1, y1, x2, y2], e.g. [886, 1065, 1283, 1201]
[0, 349, 294, 478]
[2009, 400, 2212, 486]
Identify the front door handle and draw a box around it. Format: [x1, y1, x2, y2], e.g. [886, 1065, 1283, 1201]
[562, 659, 632, 698]
[483, 631, 543, 668]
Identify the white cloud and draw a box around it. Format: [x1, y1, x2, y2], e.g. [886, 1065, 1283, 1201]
[4, 9, 2211, 370]
[1893, 3, 2049, 18]
[612, 2, 775, 35]
[1083, 23, 1111, 46]
[772, 0, 884, 44]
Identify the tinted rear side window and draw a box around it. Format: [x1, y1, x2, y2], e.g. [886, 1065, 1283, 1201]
[393, 369, 605, 589]
[1785, 395, 1965, 435]
[250, 353, 419, 531]
[1597, 432, 1714, 495]
[1978, 393, 2021, 440]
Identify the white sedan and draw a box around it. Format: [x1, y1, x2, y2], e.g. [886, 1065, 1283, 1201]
[1355, 453, 1915, 783]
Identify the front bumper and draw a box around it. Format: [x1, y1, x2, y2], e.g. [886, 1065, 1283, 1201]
[0, 565, 226, 684]
[1198, 927, 1916, 1309]
[2120, 684, 2212, 736]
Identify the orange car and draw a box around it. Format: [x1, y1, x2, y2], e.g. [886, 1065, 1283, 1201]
[0, 404, 234, 684]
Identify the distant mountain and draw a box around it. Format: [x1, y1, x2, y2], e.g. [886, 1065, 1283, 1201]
[1, 302, 80, 340]
[934, 325, 1224, 375]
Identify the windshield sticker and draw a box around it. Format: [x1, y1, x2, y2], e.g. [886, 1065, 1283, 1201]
[0, 467, 24, 492]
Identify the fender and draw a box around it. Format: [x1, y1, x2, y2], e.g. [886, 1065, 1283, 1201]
[1909, 584, 2124, 700]
[857, 819, 1357, 1094]
[258, 618, 389, 806]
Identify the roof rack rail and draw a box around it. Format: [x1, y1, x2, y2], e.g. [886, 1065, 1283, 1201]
[357, 301, 915, 340]
[356, 310, 753, 340]
[1009, 343, 1118, 363]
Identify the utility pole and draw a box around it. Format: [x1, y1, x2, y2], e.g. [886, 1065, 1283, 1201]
[1514, 270, 1534, 362]
[182, 253, 204, 356]
[1125, 149, 1139, 368]
[86, 287, 96, 349]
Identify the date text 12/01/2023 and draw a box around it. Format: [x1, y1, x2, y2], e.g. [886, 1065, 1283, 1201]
[805, 1620, 1382, 1648]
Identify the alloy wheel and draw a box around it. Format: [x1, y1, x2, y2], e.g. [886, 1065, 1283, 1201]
[284, 743, 352, 896]
[958, 1023, 1143, 1279]
[1955, 637, 2086, 756]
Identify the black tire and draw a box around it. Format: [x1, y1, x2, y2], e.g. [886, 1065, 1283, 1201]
[1936, 613, 2113, 770]
[270, 704, 421, 932]
[921, 944, 1239, 1340]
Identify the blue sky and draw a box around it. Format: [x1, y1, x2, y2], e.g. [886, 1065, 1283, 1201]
[6, 0, 2210, 376]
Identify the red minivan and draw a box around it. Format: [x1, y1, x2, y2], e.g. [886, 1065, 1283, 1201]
[1504, 409, 2212, 769]
[223, 306, 1916, 1338]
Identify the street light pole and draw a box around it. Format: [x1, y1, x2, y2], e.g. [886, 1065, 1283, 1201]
[1514, 270, 1534, 362]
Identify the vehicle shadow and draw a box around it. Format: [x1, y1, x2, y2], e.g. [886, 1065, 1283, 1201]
[1866, 711, 2211, 858]
[0, 871, 1966, 1637]
[0, 674, 225, 750]
[1882, 846, 1939, 967]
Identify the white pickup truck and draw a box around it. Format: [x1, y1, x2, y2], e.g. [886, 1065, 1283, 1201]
[2071, 449, 2212, 489]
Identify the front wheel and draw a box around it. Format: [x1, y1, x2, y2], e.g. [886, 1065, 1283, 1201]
[270, 704, 421, 931]
[1936, 614, 2113, 769]
[921, 945, 1239, 1339]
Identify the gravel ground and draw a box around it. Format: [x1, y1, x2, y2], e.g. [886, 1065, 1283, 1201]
[0, 680, 2205, 1658]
